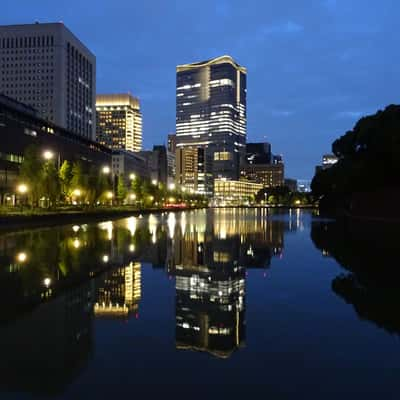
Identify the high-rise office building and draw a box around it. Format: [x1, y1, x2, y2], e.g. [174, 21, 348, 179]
[176, 55, 247, 193]
[245, 142, 272, 164]
[96, 93, 142, 152]
[0, 22, 96, 140]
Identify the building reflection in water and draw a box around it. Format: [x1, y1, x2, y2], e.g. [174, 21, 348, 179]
[167, 208, 285, 358]
[0, 207, 287, 395]
[95, 262, 142, 319]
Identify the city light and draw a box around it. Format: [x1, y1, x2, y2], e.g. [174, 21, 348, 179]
[129, 173, 136, 180]
[168, 183, 176, 190]
[72, 225, 80, 233]
[43, 150, 54, 160]
[17, 183, 28, 194]
[102, 166, 111, 174]
[130, 193, 137, 200]
[106, 191, 113, 199]
[72, 189, 82, 197]
[16, 252, 27, 263]
[129, 244, 135, 252]
[148, 195, 154, 201]
[73, 238, 81, 249]
[43, 278, 51, 287]
[151, 179, 158, 186]
[102, 255, 109, 263]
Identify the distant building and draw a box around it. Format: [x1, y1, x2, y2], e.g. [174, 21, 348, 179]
[111, 150, 148, 183]
[0, 22, 96, 140]
[167, 133, 176, 186]
[246, 142, 271, 165]
[297, 179, 311, 193]
[138, 145, 168, 185]
[176, 55, 247, 188]
[167, 133, 177, 154]
[272, 154, 283, 164]
[315, 153, 339, 175]
[241, 163, 284, 188]
[176, 147, 213, 195]
[213, 179, 263, 205]
[285, 178, 297, 192]
[96, 93, 142, 152]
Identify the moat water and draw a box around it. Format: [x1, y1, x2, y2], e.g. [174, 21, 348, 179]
[0, 209, 399, 399]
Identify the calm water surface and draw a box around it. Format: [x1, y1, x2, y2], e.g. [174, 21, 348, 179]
[0, 208, 399, 399]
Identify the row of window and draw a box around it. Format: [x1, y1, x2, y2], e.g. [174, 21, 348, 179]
[0, 36, 55, 49]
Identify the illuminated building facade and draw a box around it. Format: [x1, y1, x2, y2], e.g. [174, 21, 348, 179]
[176, 147, 213, 195]
[176, 55, 247, 192]
[96, 93, 142, 152]
[94, 262, 141, 319]
[213, 178, 263, 205]
[0, 22, 96, 140]
[241, 163, 284, 188]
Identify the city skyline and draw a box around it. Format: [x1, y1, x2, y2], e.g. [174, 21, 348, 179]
[1, 0, 399, 179]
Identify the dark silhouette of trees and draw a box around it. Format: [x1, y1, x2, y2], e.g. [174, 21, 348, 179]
[312, 105, 400, 201]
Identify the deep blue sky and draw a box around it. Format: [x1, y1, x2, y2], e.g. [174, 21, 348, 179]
[2, 0, 399, 179]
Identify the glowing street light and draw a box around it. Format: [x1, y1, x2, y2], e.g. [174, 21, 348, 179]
[17, 183, 28, 194]
[72, 189, 82, 197]
[73, 238, 81, 249]
[106, 191, 113, 199]
[43, 278, 51, 287]
[16, 252, 27, 263]
[130, 193, 137, 200]
[72, 225, 80, 233]
[168, 183, 176, 190]
[102, 166, 111, 174]
[102, 255, 109, 263]
[151, 179, 158, 186]
[129, 173, 136, 180]
[43, 150, 54, 160]
[148, 195, 154, 202]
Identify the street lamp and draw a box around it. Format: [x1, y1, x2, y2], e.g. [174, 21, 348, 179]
[130, 193, 137, 200]
[151, 179, 158, 186]
[129, 173, 136, 180]
[102, 166, 111, 174]
[106, 191, 113, 199]
[17, 184, 28, 194]
[43, 150, 54, 160]
[168, 183, 175, 190]
[43, 278, 51, 287]
[16, 252, 27, 263]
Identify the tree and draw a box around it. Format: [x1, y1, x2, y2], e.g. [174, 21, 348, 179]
[117, 174, 127, 204]
[40, 160, 61, 208]
[70, 161, 85, 191]
[59, 160, 73, 202]
[19, 145, 43, 207]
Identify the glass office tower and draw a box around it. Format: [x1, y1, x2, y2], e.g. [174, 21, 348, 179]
[176, 55, 247, 195]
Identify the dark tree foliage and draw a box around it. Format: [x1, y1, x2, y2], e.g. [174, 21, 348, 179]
[312, 105, 400, 198]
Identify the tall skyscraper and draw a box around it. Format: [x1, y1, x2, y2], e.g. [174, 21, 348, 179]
[96, 93, 142, 152]
[0, 22, 96, 140]
[175, 55, 247, 194]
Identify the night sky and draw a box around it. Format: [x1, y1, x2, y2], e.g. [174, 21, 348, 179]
[2, 0, 399, 179]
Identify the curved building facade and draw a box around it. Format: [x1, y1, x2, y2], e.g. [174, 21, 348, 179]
[176, 56, 247, 195]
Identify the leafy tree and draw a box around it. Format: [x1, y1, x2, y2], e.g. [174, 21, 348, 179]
[59, 160, 73, 202]
[19, 145, 43, 207]
[70, 161, 86, 193]
[40, 160, 61, 208]
[117, 174, 127, 204]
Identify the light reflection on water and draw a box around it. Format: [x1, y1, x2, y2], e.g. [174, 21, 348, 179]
[0, 208, 398, 398]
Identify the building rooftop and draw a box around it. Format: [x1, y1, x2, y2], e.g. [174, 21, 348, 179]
[96, 93, 140, 109]
[177, 55, 246, 73]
